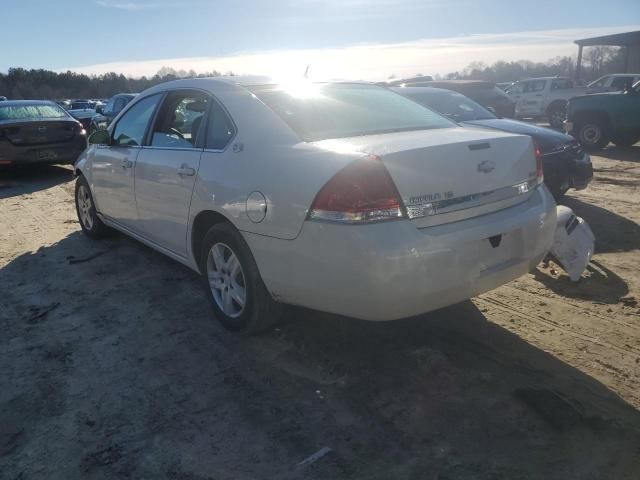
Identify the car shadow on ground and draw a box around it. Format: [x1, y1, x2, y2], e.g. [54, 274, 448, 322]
[561, 196, 640, 253]
[597, 145, 640, 162]
[0, 164, 73, 199]
[1, 230, 639, 479]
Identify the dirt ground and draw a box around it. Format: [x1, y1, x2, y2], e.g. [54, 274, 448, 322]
[1, 146, 639, 479]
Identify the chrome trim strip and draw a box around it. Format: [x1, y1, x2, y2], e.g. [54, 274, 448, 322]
[406, 178, 538, 219]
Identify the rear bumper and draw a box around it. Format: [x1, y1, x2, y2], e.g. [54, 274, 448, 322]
[0, 136, 87, 165]
[245, 186, 556, 321]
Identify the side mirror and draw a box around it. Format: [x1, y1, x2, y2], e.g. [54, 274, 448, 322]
[95, 105, 104, 114]
[486, 106, 497, 115]
[89, 129, 111, 146]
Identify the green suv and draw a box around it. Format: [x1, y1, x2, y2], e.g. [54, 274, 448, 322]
[564, 81, 640, 151]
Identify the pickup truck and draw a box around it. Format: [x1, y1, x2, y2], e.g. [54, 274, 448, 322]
[586, 74, 640, 94]
[564, 81, 640, 151]
[506, 77, 588, 129]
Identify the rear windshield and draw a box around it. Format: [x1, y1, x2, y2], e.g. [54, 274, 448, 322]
[250, 83, 454, 141]
[0, 104, 67, 121]
[401, 90, 495, 122]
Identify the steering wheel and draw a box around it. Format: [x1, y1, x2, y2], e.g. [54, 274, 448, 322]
[170, 128, 185, 139]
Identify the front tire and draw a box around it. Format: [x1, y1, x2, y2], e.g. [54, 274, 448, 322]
[201, 223, 283, 334]
[576, 120, 609, 151]
[75, 175, 109, 238]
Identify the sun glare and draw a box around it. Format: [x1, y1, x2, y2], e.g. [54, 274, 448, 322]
[279, 78, 323, 99]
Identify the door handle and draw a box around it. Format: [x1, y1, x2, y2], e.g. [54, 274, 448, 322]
[121, 159, 133, 169]
[177, 166, 196, 176]
[535, 94, 542, 97]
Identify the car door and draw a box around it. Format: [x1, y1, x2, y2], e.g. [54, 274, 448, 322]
[133, 90, 210, 257]
[91, 93, 163, 230]
[619, 85, 640, 135]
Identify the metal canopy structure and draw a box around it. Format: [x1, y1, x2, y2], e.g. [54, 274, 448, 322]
[574, 31, 640, 80]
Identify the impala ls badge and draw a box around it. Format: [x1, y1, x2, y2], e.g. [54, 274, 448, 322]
[477, 160, 495, 173]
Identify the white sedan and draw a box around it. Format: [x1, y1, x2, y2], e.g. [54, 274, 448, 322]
[74, 77, 556, 333]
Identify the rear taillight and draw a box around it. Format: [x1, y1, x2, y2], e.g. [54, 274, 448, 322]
[308, 156, 406, 224]
[534, 143, 544, 185]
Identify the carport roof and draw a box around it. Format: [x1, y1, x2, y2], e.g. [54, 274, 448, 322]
[575, 30, 640, 47]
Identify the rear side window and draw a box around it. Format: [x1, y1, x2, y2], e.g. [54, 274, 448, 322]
[112, 94, 161, 147]
[205, 99, 235, 150]
[250, 83, 453, 142]
[0, 104, 67, 121]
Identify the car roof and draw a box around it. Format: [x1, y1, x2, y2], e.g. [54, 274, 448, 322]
[139, 76, 377, 96]
[392, 86, 456, 94]
[0, 100, 58, 106]
[518, 76, 569, 81]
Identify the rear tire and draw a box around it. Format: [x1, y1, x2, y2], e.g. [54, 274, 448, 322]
[200, 223, 283, 335]
[576, 120, 609, 152]
[547, 103, 566, 129]
[75, 175, 109, 239]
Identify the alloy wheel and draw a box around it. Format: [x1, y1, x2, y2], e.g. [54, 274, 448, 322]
[206, 242, 247, 318]
[77, 185, 94, 230]
[580, 124, 602, 145]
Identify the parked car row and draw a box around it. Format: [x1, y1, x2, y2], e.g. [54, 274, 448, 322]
[3, 74, 628, 334]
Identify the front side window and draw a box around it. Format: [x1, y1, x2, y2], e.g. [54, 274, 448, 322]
[551, 79, 572, 90]
[250, 83, 454, 142]
[151, 91, 209, 149]
[0, 103, 67, 121]
[112, 94, 161, 147]
[522, 80, 546, 93]
[104, 97, 116, 115]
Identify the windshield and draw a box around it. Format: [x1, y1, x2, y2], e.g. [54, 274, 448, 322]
[400, 89, 496, 122]
[587, 76, 608, 88]
[0, 103, 68, 121]
[250, 83, 454, 142]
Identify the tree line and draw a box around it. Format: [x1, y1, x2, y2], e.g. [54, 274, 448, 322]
[0, 46, 628, 100]
[0, 67, 226, 100]
[437, 46, 626, 83]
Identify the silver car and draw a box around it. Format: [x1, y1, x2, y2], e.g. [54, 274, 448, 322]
[74, 77, 556, 334]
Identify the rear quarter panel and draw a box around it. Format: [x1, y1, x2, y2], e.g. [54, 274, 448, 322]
[188, 84, 362, 241]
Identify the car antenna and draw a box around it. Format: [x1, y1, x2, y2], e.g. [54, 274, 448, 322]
[304, 65, 310, 79]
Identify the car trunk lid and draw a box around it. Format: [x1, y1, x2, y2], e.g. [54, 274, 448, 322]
[1, 120, 81, 146]
[314, 127, 538, 228]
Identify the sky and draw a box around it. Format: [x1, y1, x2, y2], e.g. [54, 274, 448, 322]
[1, 0, 639, 80]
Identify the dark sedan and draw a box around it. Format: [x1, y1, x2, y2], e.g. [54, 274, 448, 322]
[0, 100, 87, 166]
[401, 80, 516, 118]
[394, 86, 593, 199]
